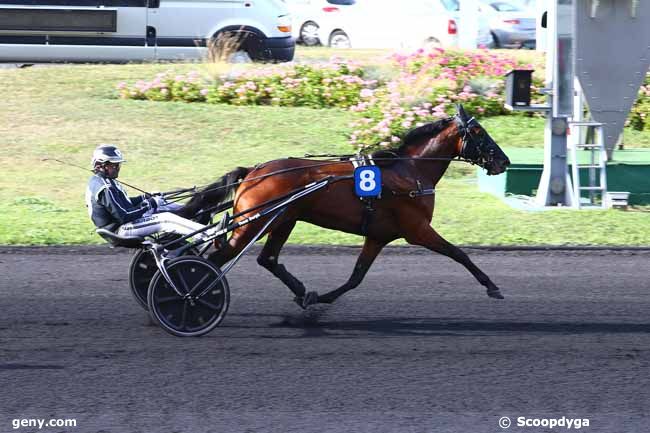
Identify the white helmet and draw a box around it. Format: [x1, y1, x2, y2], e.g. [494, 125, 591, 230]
[91, 144, 126, 168]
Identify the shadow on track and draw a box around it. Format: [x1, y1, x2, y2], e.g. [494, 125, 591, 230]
[251, 314, 650, 338]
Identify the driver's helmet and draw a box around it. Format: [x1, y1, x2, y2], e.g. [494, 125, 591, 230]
[91, 144, 126, 168]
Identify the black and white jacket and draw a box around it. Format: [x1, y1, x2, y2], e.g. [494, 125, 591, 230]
[85, 173, 150, 230]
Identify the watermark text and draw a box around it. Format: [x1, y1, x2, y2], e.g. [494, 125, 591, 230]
[499, 416, 590, 429]
[12, 418, 77, 430]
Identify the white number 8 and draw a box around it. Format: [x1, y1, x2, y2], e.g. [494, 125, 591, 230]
[359, 169, 376, 192]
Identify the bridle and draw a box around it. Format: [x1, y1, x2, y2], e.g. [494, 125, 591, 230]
[455, 115, 496, 168]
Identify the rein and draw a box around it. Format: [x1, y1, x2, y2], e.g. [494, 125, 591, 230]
[169, 154, 468, 202]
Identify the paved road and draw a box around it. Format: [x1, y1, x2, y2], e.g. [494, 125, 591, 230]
[1, 246, 649, 433]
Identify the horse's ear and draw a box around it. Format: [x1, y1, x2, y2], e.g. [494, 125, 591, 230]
[456, 104, 469, 124]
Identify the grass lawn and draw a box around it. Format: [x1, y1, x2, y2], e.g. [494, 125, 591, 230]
[2, 47, 650, 246]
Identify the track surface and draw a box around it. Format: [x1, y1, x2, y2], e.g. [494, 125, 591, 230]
[1, 246, 650, 433]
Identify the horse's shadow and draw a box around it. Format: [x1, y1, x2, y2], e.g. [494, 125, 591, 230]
[237, 312, 650, 339]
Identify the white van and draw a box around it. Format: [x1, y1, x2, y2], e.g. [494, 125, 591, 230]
[0, 0, 295, 63]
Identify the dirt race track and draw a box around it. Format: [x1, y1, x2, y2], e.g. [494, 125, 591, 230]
[1, 245, 650, 433]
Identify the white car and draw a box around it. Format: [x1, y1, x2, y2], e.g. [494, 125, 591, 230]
[287, 0, 492, 50]
[284, 0, 356, 46]
[0, 0, 295, 63]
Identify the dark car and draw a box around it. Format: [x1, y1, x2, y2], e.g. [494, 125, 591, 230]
[480, 1, 536, 49]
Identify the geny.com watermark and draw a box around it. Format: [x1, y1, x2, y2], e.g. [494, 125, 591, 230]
[12, 418, 77, 430]
[499, 416, 590, 429]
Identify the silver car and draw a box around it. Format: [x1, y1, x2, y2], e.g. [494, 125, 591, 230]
[480, 1, 536, 49]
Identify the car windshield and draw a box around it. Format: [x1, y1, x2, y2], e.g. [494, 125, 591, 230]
[440, 0, 459, 11]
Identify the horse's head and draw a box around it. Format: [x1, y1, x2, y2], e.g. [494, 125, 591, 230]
[454, 104, 510, 175]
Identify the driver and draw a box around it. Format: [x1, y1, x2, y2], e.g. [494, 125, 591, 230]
[85, 144, 212, 241]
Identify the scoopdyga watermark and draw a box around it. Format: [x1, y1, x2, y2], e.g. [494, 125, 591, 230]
[499, 416, 590, 429]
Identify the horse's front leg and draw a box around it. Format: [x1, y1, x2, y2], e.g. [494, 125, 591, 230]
[405, 223, 504, 299]
[304, 237, 387, 307]
[256, 220, 309, 304]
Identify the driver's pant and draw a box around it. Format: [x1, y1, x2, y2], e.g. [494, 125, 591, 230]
[117, 212, 208, 241]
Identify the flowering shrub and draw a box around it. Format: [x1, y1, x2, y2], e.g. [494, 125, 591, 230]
[394, 48, 525, 79]
[349, 49, 543, 150]
[116, 71, 205, 102]
[117, 61, 377, 109]
[115, 48, 650, 151]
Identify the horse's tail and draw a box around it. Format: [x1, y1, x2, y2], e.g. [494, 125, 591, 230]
[178, 166, 250, 223]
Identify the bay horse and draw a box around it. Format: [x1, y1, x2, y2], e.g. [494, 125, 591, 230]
[180, 105, 510, 308]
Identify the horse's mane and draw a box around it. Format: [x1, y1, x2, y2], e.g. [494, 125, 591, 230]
[396, 117, 454, 155]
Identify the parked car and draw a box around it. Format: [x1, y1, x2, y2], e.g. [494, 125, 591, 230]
[0, 0, 295, 63]
[285, 0, 356, 46]
[510, 0, 537, 11]
[440, 0, 495, 49]
[308, 0, 464, 49]
[480, 0, 536, 48]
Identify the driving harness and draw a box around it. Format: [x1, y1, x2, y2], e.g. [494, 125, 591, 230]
[349, 153, 435, 236]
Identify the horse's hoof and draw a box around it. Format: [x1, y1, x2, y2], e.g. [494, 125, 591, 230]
[303, 291, 319, 307]
[487, 289, 504, 299]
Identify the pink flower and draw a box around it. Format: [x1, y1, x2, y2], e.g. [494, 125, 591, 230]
[200, 89, 209, 96]
[360, 88, 374, 99]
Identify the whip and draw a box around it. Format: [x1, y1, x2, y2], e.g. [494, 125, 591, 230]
[42, 157, 152, 196]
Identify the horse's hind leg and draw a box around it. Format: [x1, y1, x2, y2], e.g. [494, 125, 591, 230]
[256, 220, 308, 303]
[405, 224, 504, 299]
[306, 237, 387, 307]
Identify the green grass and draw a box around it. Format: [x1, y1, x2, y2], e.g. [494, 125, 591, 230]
[2, 48, 650, 246]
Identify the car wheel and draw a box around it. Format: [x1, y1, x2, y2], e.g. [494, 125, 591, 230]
[329, 30, 351, 49]
[490, 32, 500, 49]
[209, 31, 260, 62]
[422, 37, 442, 51]
[300, 21, 321, 46]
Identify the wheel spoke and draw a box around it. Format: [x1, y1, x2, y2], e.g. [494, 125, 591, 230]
[157, 295, 183, 304]
[179, 301, 188, 331]
[195, 276, 222, 298]
[173, 267, 191, 295]
[186, 271, 213, 297]
[196, 298, 222, 312]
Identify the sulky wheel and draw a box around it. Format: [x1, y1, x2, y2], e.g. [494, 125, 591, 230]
[128, 236, 198, 311]
[128, 249, 158, 311]
[147, 256, 230, 337]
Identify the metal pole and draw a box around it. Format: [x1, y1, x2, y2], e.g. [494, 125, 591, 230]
[535, 0, 575, 207]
